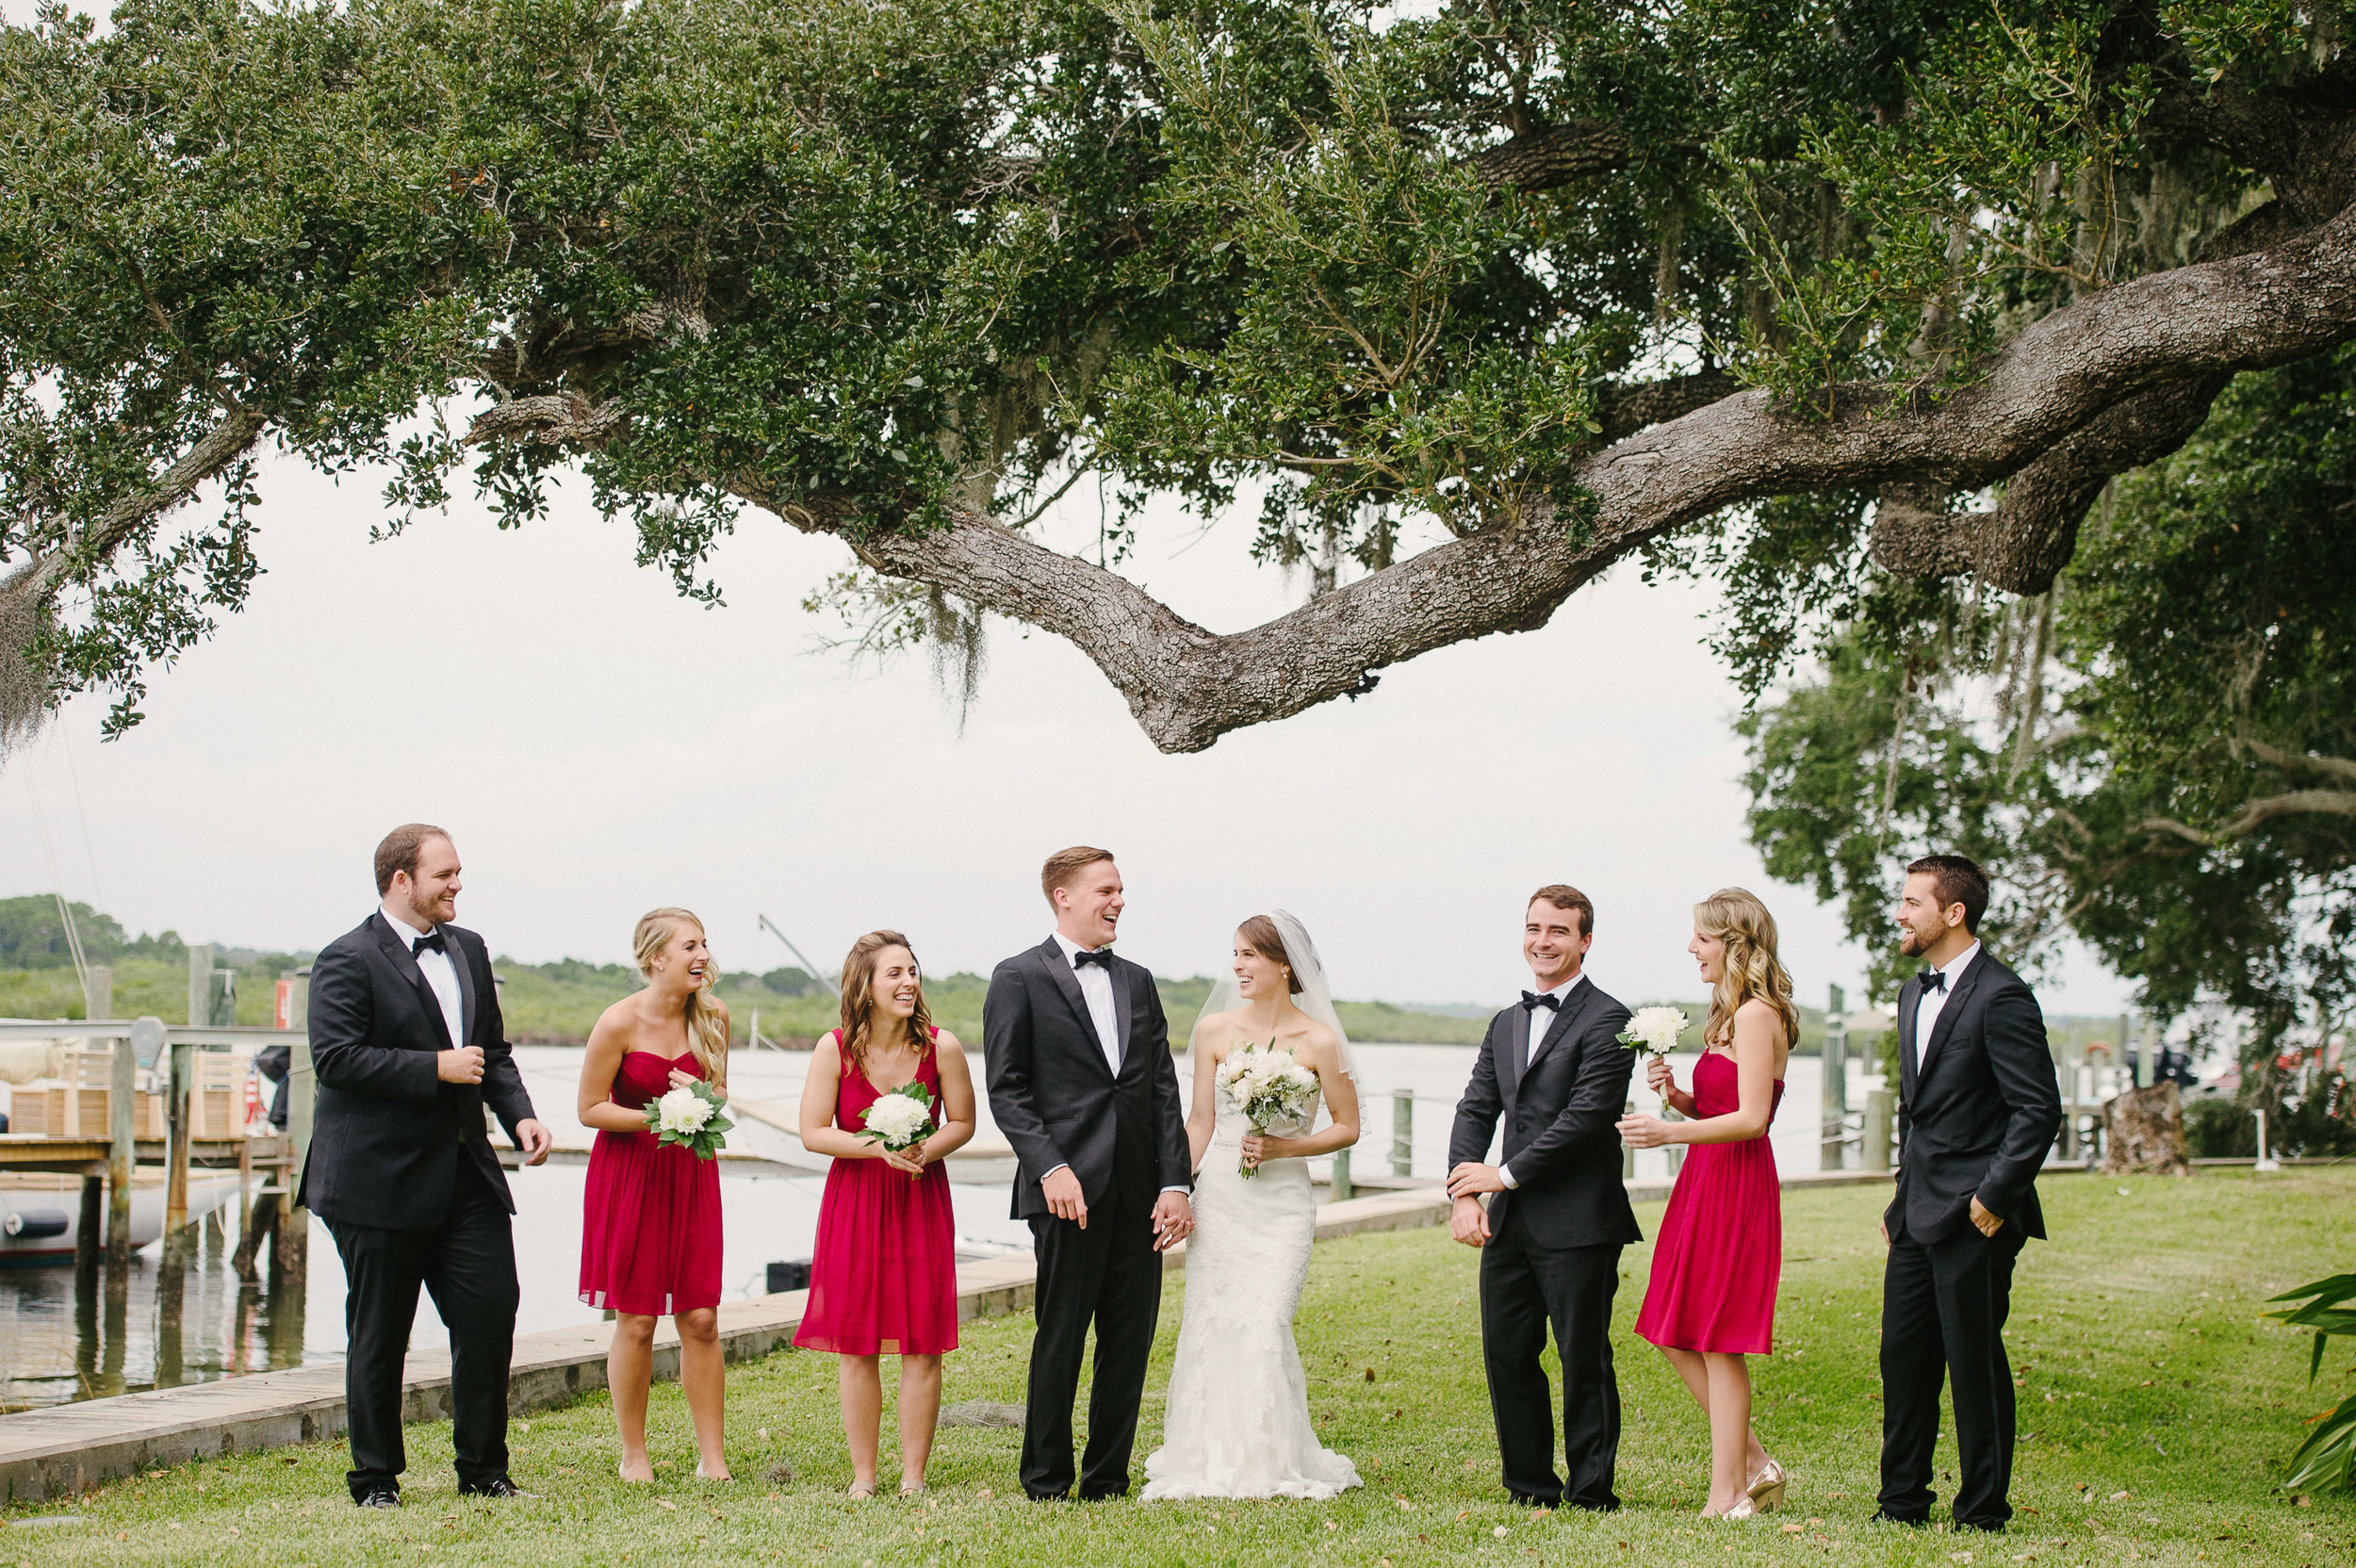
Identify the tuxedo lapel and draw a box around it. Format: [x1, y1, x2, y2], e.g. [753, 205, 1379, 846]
[1504, 1004, 1531, 1113]
[449, 928, 478, 1048]
[1111, 960, 1135, 1070]
[1897, 975, 1920, 1102]
[372, 914, 454, 1052]
[1036, 939, 1112, 1076]
[1918, 958, 1984, 1081]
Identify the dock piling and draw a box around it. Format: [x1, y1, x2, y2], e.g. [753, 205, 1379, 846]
[1864, 1088, 1893, 1171]
[1390, 1091, 1413, 1178]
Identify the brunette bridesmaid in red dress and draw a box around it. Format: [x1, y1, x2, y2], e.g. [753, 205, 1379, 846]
[794, 930, 976, 1497]
[1617, 888, 1799, 1520]
[577, 907, 731, 1483]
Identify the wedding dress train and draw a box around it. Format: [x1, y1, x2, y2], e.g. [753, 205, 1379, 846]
[1142, 1088, 1362, 1500]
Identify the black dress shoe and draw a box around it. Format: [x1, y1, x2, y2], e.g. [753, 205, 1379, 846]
[355, 1488, 401, 1509]
[1871, 1510, 1929, 1527]
[458, 1477, 535, 1499]
[1954, 1520, 2007, 1534]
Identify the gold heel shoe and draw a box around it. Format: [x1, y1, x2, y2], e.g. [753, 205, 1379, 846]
[1746, 1459, 1786, 1513]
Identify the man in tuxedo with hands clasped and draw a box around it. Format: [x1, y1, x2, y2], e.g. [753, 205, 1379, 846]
[984, 847, 1193, 1502]
[1446, 886, 1640, 1511]
[1876, 854, 2062, 1533]
[299, 824, 552, 1508]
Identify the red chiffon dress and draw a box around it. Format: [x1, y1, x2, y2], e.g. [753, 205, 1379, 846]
[579, 1050, 724, 1316]
[793, 1031, 959, 1356]
[1635, 1050, 1785, 1354]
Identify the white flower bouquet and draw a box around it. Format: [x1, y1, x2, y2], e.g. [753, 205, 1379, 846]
[646, 1079, 733, 1160]
[1215, 1042, 1320, 1179]
[1618, 1005, 1689, 1060]
[859, 1081, 938, 1173]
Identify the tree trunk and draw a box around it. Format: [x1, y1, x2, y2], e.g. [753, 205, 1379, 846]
[2102, 1082, 2191, 1175]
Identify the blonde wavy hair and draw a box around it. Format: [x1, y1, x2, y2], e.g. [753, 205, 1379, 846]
[1694, 888, 1801, 1054]
[633, 907, 728, 1091]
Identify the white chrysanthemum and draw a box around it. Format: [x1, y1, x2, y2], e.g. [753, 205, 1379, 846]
[863, 1094, 932, 1145]
[1627, 1006, 1689, 1054]
[656, 1086, 712, 1134]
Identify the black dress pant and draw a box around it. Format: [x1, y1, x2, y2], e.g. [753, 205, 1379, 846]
[327, 1160, 520, 1499]
[1021, 1177, 1162, 1500]
[1878, 1219, 2028, 1528]
[1479, 1201, 1624, 1510]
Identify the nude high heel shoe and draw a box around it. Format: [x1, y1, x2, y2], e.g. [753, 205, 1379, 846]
[1746, 1458, 1787, 1513]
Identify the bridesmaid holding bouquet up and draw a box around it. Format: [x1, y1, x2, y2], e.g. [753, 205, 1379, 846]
[1616, 888, 1798, 1519]
[578, 907, 732, 1482]
[795, 931, 976, 1497]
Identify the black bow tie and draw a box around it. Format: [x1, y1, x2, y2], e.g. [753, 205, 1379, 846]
[1072, 947, 1112, 970]
[1522, 990, 1561, 1011]
[411, 930, 448, 958]
[1919, 967, 1947, 994]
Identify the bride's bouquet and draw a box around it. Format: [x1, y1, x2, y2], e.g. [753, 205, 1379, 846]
[647, 1080, 734, 1160]
[859, 1081, 938, 1175]
[1618, 1006, 1689, 1061]
[1216, 1043, 1320, 1180]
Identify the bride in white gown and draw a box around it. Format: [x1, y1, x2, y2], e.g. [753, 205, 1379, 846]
[1143, 910, 1365, 1501]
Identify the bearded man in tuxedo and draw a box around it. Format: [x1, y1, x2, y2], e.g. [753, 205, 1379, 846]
[299, 824, 552, 1507]
[1875, 854, 2062, 1533]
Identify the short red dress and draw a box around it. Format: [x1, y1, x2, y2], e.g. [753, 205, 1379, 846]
[1635, 1050, 1785, 1354]
[579, 1050, 724, 1316]
[793, 1030, 958, 1356]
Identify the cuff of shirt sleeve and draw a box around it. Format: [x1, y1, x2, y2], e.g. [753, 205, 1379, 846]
[1497, 1162, 1519, 1189]
[1041, 1164, 1070, 1181]
[1160, 1184, 1190, 1194]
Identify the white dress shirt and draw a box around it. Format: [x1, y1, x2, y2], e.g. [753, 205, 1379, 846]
[384, 904, 466, 1052]
[1040, 932, 1187, 1196]
[1052, 931, 1122, 1073]
[1909, 939, 1980, 1076]
[1497, 972, 1588, 1190]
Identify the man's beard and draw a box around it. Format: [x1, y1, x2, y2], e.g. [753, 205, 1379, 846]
[407, 887, 444, 926]
[1897, 924, 1926, 956]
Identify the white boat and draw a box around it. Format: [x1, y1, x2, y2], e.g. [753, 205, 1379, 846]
[0, 1172, 244, 1266]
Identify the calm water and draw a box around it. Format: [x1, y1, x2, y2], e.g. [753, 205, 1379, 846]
[0, 1042, 1867, 1409]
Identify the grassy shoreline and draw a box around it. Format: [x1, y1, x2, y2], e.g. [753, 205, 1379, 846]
[3, 1170, 2348, 1564]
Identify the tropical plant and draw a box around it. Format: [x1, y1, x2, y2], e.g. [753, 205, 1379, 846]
[2264, 1269, 2356, 1494]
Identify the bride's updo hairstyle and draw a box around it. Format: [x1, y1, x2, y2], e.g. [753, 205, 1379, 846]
[838, 929, 935, 1073]
[633, 907, 729, 1092]
[1693, 888, 1801, 1054]
[1236, 915, 1305, 995]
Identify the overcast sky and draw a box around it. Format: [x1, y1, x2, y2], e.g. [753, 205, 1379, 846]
[0, 1, 2132, 1016]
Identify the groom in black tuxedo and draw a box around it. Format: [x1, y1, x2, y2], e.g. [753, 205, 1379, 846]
[1447, 886, 1639, 1511]
[984, 847, 1193, 1501]
[299, 824, 551, 1507]
[1876, 854, 2061, 1532]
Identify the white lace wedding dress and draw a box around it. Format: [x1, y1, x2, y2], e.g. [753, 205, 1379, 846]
[1142, 1086, 1363, 1500]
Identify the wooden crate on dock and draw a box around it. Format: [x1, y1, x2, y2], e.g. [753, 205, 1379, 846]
[188, 1053, 247, 1137]
[8, 1047, 167, 1138]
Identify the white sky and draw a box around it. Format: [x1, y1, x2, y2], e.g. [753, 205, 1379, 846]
[0, 0, 2132, 1017]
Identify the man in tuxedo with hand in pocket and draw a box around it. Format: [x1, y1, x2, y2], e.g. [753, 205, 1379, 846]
[1875, 854, 2062, 1533]
[299, 824, 551, 1508]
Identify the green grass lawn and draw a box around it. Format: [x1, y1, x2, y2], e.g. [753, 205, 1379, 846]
[5, 1171, 2352, 1565]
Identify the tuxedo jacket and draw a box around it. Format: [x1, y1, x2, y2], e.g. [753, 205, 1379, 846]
[1889, 949, 2063, 1245]
[296, 912, 538, 1232]
[1448, 977, 1641, 1248]
[983, 938, 1191, 1222]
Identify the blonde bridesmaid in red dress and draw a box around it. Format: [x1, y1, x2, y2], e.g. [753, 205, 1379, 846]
[795, 930, 975, 1497]
[577, 908, 731, 1483]
[1617, 888, 1799, 1520]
